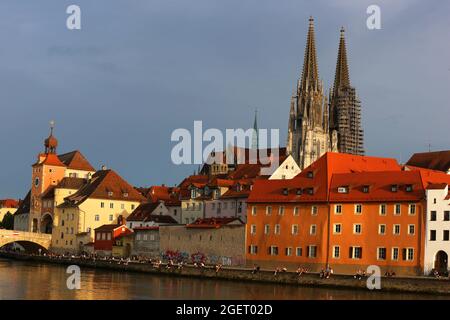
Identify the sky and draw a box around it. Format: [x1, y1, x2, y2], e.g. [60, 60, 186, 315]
[0, 0, 449, 199]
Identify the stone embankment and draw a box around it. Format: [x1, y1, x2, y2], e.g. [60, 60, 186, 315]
[2, 251, 450, 295]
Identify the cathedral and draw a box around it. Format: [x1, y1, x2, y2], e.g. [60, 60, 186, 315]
[287, 17, 364, 169]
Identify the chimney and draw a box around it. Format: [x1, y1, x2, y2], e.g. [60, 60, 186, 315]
[101, 165, 107, 171]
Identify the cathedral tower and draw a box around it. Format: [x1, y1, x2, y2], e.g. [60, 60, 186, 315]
[286, 17, 337, 169]
[329, 28, 364, 155]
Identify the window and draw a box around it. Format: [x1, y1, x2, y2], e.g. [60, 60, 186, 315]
[101, 233, 106, 240]
[403, 248, 414, 261]
[392, 247, 399, 261]
[444, 211, 450, 221]
[282, 188, 288, 195]
[121, 204, 125, 210]
[131, 204, 135, 210]
[311, 206, 318, 216]
[332, 246, 340, 259]
[444, 230, 450, 241]
[353, 224, 362, 235]
[379, 204, 386, 216]
[70, 227, 74, 234]
[310, 224, 317, 235]
[266, 206, 272, 215]
[408, 224, 415, 235]
[293, 207, 299, 216]
[393, 224, 400, 235]
[251, 206, 257, 216]
[307, 245, 317, 258]
[107, 233, 111, 241]
[296, 247, 302, 256]
[409, 204, 416, 215]
[274, 224, 281, 235]
[333, 224, 342, 234]
[264, 224, 270, 235]
[337, 186, 348, 193]
[430, 230, 436, 241]
[248, 245, 258, 255]
[377, 247, 386, 260]
[34, 177, 39, 187]
[378, 224, 386, 235]
[269, 246, 278, 256]
[110, 203, 114, 209]
[405, 184, 413, 192]
[285, 247, 293, 256]
[430, 211, 437, 221]
[291, 224, 299, 235]
[335, 204, 342, 214]
[109, 214, 113, 221]
[212, 203, 216, 210]
[355, 204, 362, 215]
[278, 206, 285, 215]
[100, 202, 105, 208]
[250, 225, 256, 235]
[95, 214, 100, 221]
[350, 246, 362, 259]
[391, 185, 398, 192]
[307, 171, 313, 178]
[394, 204, 401, 215]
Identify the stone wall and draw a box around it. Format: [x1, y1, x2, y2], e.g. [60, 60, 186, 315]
[159, 225, 245, 266]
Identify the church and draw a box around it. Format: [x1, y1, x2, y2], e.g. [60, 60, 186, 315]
[287, 17, 365, 169]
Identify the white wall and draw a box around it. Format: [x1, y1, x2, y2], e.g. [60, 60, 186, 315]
[424, 185, 450, 275]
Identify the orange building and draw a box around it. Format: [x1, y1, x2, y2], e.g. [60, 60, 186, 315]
[246, 152, 450, 275]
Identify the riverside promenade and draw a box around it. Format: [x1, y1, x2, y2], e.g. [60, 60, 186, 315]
[1, 251, 450, 295]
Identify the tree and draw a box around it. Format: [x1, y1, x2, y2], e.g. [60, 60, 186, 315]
[1, 211, 14, 230]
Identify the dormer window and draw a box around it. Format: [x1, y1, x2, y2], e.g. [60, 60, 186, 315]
[214, 189, 220, 199]
[296, 188, 302, 195]
[306, 188, 314, 195]
[108, 191, 113, 197]
[337, 186, 349, 194]
[282, 188, 289, 196]
[405, 185, 413, 192]
[391, 185, 398, 192]
[307, 171, 314, 179]
[123, 192, 129, 198]
[362, 185, 370, 193]
[191, 188, 197, 199]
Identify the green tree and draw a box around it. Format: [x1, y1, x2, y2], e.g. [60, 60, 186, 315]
[1, 211, 14, 230]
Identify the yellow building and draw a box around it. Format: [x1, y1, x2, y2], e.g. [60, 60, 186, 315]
[52, 169, 145, 253]
[0, 199, 19, 223]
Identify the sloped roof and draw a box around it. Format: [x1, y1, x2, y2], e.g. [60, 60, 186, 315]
[406, 150, 450, 173]
[33, 153, 65, 167]
[58, 150, 95, 172]
[14, 191, 31, 215]
[60, 169, 145, 206]
[57, 177, 88, 189]
[0, 199, 19, 208]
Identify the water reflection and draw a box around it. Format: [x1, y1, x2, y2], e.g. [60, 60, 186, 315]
[0, 258, 447, 300]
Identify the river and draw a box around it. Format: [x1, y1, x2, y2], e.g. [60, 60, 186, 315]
[0, 258, 448, 300]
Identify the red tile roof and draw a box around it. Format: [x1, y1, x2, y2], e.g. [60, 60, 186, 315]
[406, 150, 450, 173]
[33, 153, 66, 167]
[329, 171, 424, 202]
[60, 169, 145, 206]
[0, 199, 20, 208]
[58, 150, 95, 172]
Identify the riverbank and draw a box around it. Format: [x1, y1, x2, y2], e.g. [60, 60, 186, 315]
[2, 251, 450, 296]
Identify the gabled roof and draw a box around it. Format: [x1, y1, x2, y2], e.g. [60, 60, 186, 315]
[406, 150, 450, 173]
[127, 202, 161, 221]
[14, 191, 31, 215]
[60, 169, 145, 207]
[57, 177, 88, 189]
[58, 150, 95, 172]
[186, 217, 244, 229]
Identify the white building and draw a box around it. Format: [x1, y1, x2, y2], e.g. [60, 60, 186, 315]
[268, 155, 301, 180]
[424, 183, 450, 275]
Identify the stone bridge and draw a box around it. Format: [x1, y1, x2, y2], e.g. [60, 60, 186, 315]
[0, 229, 52, 252]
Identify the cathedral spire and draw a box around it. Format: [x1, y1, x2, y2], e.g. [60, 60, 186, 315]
[251, 109, 259, 150]
[332, 27, 350, 95]
[300, 17, 320, 92]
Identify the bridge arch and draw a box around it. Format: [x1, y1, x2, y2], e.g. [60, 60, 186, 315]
[0, 230, 51, 254]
